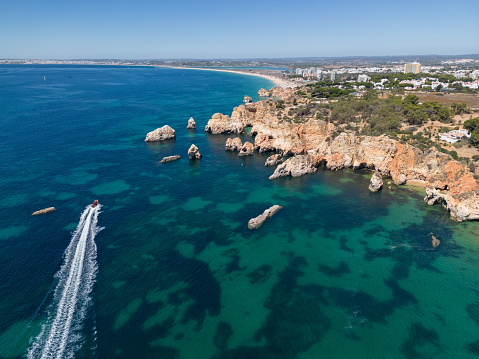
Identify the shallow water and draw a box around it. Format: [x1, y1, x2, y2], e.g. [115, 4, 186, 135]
[0, 65, 478, 359]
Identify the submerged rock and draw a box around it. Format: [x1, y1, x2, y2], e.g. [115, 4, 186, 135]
[431, 235, 440, 248]
[265, 154, 284, 166]
[225, 137, 242, 151]
[145, 125, 176, 142]
[238, 141, 254, 156]
[32, 207, 56, 216]
[269, 155, 319, 180]
[248, 205, 283, 229]
[159, 155, 181, 163]
[369, 171, 383, 192]
[187, 117, 196, 129]
[188, 144, 202, 159]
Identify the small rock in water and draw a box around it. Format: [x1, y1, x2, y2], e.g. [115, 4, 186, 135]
[186, 117, 196, 129]
[248, 205, 282, 229]
[431, 235, 440, 248]
[188, 144, 202, 159]
[159, 155, 181, 163]
[32, 207, 56, 216]
[368, 171, 383, 192]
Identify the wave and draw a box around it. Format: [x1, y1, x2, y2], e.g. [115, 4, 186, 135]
[26, 205, 102, 359]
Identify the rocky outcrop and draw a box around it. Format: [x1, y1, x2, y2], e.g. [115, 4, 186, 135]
[243, 95, 253, 104]
[32, 207, 56, 216]
[248, 205, 283, 229]
[269, 155, 320, 180]
[186, 117, 196, 129]
[205, 92, 479, 221]
[225, 138, 242, 151]
[188, 144, 202, 159]
[431, 235, 440, 248]
[424, 187, 479, 222]
[160, 155, 181, 163]
[238, 142, 254, 156]
[145, 125, 176, 142]
[369, 171, 383, 192]
[265, 154, 284, 166]
[258, 88, 271, 97]
[204, 113, 245, 134]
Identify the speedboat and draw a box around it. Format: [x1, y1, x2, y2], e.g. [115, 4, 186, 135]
[91, 200, 99, 208]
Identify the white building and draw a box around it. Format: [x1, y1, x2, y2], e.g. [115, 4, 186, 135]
[439, 130, 470, 144]
[331, 71, 337, 81]
[358, 74, 371, 82]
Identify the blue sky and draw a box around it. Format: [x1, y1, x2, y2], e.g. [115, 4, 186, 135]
[1, 0, 478, 59]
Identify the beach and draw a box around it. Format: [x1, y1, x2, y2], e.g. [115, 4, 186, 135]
[155, 65, 299, 89]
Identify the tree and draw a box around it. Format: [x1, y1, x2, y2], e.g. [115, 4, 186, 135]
[464, 118, 479, 132]
[403, 94, 419, 105]
[470, 128, 479, 147]
[438, 107, 452, 122]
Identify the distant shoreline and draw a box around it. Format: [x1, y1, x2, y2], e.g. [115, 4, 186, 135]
[153, 65, 299, 89]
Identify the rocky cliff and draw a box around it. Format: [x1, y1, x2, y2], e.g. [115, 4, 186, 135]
[205, 97, 479, 221]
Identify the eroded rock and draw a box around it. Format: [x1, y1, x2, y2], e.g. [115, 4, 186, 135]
[188, 144, 202, 159]
[145, 125, 176, 142]
[205, 113, 244, 134]
[269, 155, 319, 180]
[369, 171, 383, 192]
[248, 205, 283, 229]
[225, 138, 242, 151]
[238, 141, 254, 156]
[265, 154, 284, 166]
[243, 95, 253, 104]
[187, 117, 196, 129]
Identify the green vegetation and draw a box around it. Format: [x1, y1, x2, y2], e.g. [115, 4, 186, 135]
[464, 118, 479, 148]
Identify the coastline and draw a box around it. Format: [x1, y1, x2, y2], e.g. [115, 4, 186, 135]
[153, 65, 298, 89]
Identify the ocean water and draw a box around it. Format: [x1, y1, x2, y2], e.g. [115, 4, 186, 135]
[0, 65, 478, 359]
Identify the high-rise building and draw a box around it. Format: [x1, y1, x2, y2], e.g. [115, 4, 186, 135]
[404, 62, 421, 74]
[316, 69, 323, 80]
[330, 71, 337, 81]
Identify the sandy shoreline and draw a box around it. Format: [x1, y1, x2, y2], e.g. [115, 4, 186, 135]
[153, 65, 298, 89]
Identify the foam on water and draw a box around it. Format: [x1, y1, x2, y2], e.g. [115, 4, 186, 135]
[27, 205, 102, 359]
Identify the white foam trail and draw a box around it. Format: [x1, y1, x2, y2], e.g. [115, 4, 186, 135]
[27, 205, 102, 359]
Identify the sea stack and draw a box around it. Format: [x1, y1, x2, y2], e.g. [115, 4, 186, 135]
[238, 141, 254, 156]
[144, 125, 176, 142]
[32, 207, 56, 216]
[187, 117, 196, 129]
[243, 95, 253, 104]
[188, 144, 202, 159]
[225, 138, 242, 151]
[369, 171, 383, 192]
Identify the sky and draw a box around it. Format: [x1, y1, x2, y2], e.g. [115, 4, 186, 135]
[1, 0, 478, 59]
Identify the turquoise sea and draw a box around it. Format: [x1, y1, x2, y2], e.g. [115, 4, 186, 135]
[1, 65, 479, 359]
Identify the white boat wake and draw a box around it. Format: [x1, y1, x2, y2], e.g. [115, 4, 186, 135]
[27, 205, 102, 359]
